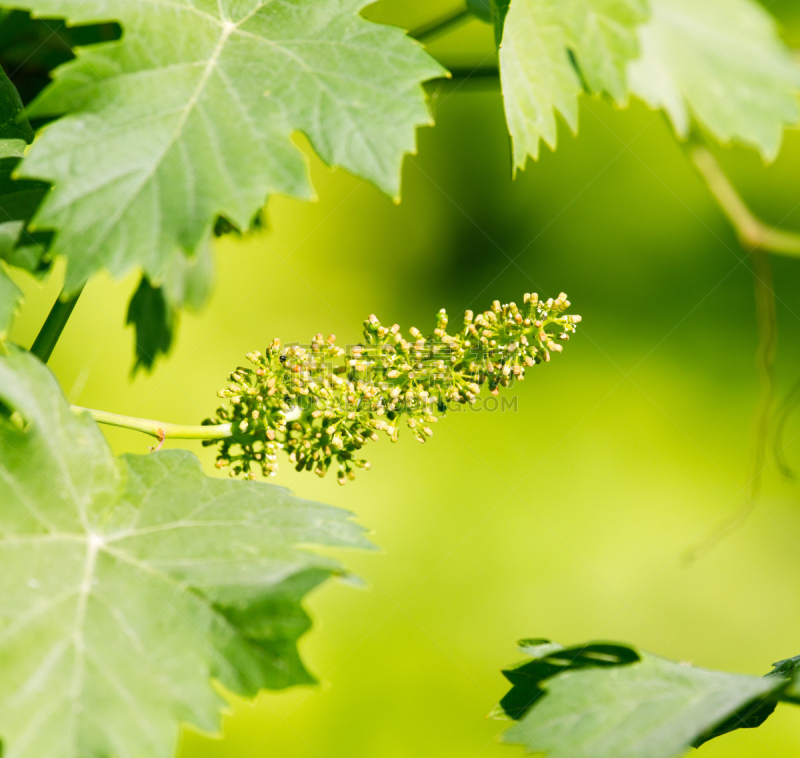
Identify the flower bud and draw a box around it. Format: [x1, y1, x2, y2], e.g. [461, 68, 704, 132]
[212, 291, 579, 482]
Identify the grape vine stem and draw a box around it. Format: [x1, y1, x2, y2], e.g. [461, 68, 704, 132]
[70, 406, 302, 441]
[683, 142, 789, 559]
[31, 285, 85, 363]
[687, 145, 800, 256]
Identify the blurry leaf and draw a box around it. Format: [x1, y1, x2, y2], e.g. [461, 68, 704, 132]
[126, 276, 174, 374]
[628, 0, 800, 159]
[497, 638, 795, 758]
[0, 65, 32, 145]
[480, 0, 511, 45]
[771, 655, 800, 704]
[689, 654, 800, 746]
[0, 263, 21, 338]
[161, 240, 215, 313]
[466, 0, 493, 23]
[0, 10, 120, 107]
[491, 0, 511, 42]
[516, 638, 566, 659]
[126, 242, 215, 373]
[0, 62, 46, 337]
[0, 347, 372, 758]
[497, 640, 640, 721]
[497, 0, 647, 169]
[13, 0, 445, 294]
[0, 157, 50, 267]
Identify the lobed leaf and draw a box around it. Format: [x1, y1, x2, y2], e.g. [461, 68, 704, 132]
[496, 638, 798, 758]
[490, 0, 799, 166]
[466, 0, 493, 24]
[12, 0, 445, 294]
[126, 276, 175, 373]
[0, 63, 45, 337]
[126, 242, 214, 373]
[0, 348, 371, 758]
[0, 11, 120, 106]
[496, 0, 648, 169]
[628, 0, 800, 160]
[0, 262, 19, 337]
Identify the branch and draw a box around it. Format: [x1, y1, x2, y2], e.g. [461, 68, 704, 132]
[71, 406, 303, 441]
[683, 143, 783, 560]
[71, 406, 232, 440]
[31, 285, 84, 363]
[684, 251, 778, 561]
[687, 145, 800, 256]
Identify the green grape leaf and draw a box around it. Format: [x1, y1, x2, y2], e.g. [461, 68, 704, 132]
[0, 263, 20, 337]
[490, 0, 511, 45]
[126, 276, 175, 373]
[161, 238, 215, 313]
[0, 155, 50, 272]
[126, 241, 214, 373]
[770, 655, 800, 705]
[0, 10, 120, 106]
[497, 0, 647, 169]
[0, 62, 43, 338]
[496, 639, 795, 758]
[12, 0, 445, 294]
[0, 66, 32, 147]
[628, 0, 800, 159]
[692, 654, 800, 745]
[466, 0, 493, 23]
[0, 348, 371, 758]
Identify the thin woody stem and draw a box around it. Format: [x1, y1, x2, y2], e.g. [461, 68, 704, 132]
[687, 144, 800, 256]
[684, 253, 778, 560]
[683, 142, 784, 559]
[70, 406, 302, 441]
[31, 285, 85, 363]
[71, 406, 232, 440]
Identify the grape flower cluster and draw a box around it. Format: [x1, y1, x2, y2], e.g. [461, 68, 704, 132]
[205, 293, 581, 483]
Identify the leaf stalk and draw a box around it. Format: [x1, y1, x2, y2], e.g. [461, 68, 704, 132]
[31, 285, 85, 363]
[71, 406, 231, 440]
[687, 145, 800, 256]
[70, 405, 304, 441]
[683, 141, 784, 559]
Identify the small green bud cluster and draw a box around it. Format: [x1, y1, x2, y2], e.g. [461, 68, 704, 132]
[206, 293, 580, 483]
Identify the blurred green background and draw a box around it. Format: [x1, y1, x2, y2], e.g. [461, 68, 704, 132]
[9, 1, 800, 755]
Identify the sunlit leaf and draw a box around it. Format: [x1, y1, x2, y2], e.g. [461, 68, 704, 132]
[13, 0, 445, 294]
[628, 0, 800, 159]
[496, 0, 647, 168]
[0, 348, 371, 758]
[125, 242, 214, 373]
[0, 10, 120, 106]
[496, 638, 795, 758]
